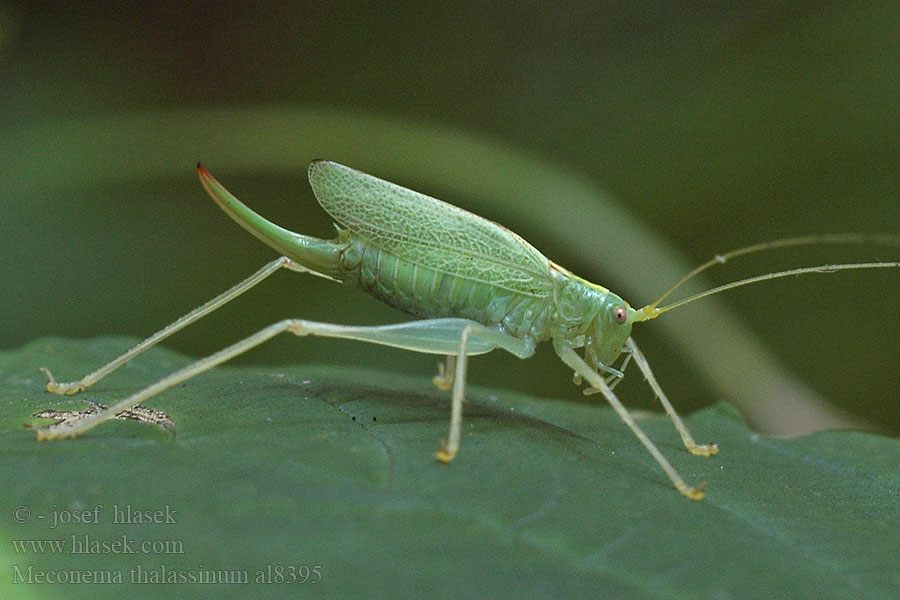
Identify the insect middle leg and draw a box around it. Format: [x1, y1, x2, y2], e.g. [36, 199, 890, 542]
[431, 355, 457, 391]
[435, 326, 477, 463]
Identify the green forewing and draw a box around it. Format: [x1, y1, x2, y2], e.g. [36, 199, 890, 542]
[308, 160, 553, 297]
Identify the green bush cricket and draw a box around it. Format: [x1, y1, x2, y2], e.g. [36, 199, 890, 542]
[36, 161, 899, 500]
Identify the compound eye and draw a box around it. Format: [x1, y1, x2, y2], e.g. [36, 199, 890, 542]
[613, 305, 628, 324]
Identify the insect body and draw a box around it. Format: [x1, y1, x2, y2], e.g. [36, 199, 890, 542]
[36, 161, 899, 500]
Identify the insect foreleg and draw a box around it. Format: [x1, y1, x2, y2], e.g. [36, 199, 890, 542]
[605, 350, 632, 391]
[579, 348, 632, 395]
[625, 338, 718, 457]
[553, 342, 706, 500]
[40, 256, 316, 396]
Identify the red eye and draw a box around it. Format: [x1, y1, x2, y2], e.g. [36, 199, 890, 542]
[613, 306, 628, 324]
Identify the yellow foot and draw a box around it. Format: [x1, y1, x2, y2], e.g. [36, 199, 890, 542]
[432, 376, 452, 392]
[431, 362, 453, 391]
[39, 368, 86, 396]
[688, 442, 719, 457]
[435, 446, 457, 464]
[678, 481, 706, 501]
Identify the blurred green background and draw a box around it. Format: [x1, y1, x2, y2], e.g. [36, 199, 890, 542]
[1, 2, 897, 432]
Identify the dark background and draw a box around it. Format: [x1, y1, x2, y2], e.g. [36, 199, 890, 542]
[2, 1, 898, 432]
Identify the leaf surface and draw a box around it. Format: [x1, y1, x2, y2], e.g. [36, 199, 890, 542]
[0, 338, 896, 599]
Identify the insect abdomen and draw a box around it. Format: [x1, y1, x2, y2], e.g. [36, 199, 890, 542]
[340, 236, 553, 340]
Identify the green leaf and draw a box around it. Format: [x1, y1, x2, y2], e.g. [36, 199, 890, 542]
[1, 338, 897, 599]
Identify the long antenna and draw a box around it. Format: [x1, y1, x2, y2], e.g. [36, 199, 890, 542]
[646, 233, 900, 311]
[636, 262, 899, 320]
[634, 233, 900, 321]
